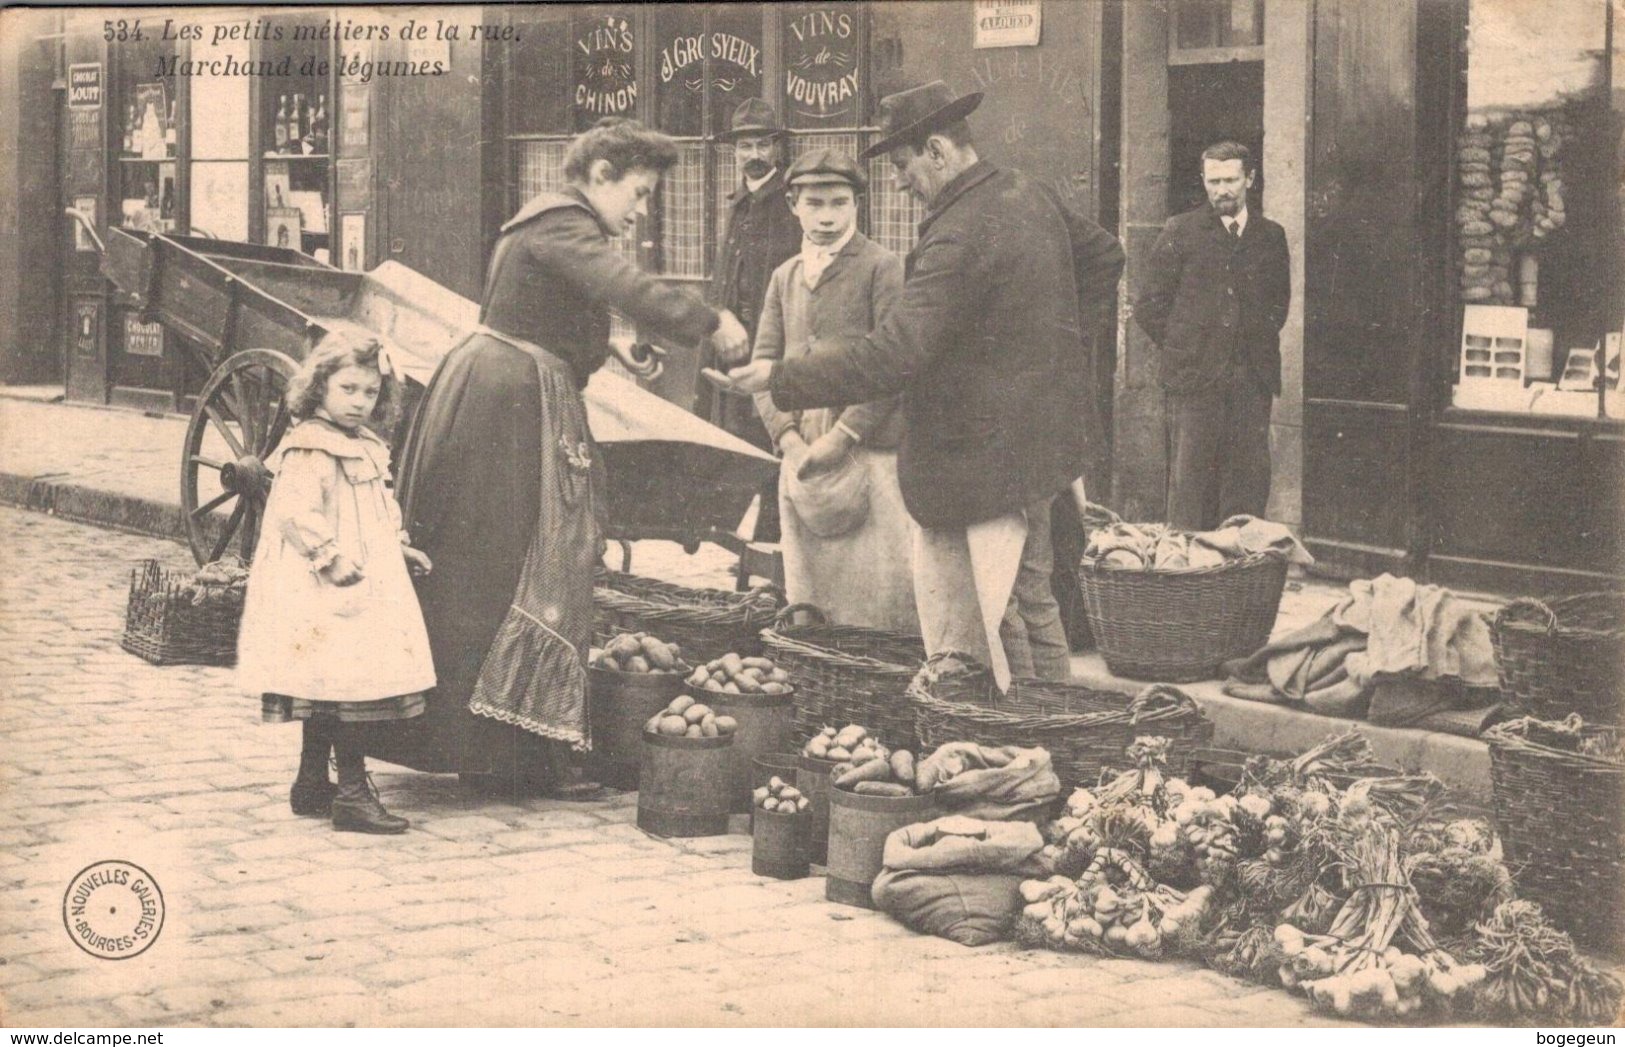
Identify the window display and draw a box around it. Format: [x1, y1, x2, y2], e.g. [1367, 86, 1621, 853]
[115, 36, 177, 234]
[257, 13, 334, 259]
[1450, 0, 1621, 419]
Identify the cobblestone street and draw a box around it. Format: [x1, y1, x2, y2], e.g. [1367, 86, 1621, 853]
[0, 507, 1355, 1028]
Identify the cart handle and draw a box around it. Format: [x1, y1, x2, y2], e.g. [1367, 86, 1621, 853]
[64, 208, 105, 256]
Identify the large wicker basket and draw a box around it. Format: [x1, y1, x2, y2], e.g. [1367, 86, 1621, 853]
[1491, 592, 1625, 725]
[1077, 553, 1288, 682]
[593, 570, 783, 664]
[120, 560, 243, 667]
[908, 653, 1215, 790]
[760, 604, 926, 750]
[1484, 716, 1624, 953]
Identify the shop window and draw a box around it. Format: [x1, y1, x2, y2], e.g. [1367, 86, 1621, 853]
[115, 33, 178, 235]
[188, 20, 251, 242]
[1448, 0, 1622, 419]
[652, 3, 765, 279]
[256, 12, 333, 261]
[506, 5, 639, 269]
[1169, 0, 1264, 65]
[867, 154, 924, 257]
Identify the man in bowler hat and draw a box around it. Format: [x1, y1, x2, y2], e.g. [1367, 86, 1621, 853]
[716, 82, 1124, 686]
[702, 98, 803, 542]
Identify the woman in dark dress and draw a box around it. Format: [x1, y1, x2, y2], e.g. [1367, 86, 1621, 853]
[371, 119, 749, 795]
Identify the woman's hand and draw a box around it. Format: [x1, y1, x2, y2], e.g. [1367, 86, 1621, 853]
[322, 554, 365, 587]
[403, 546, 433, 578]
[796, 429, 855, 480]
[609, 335, 666, 381]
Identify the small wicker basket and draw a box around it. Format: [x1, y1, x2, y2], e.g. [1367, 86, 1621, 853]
[1491, 592, 1625, 725]
[908, 653, 1215, 790]
[1076, 552, 1288, 682]
[760, 604, 926, 750]
[592, 570, 783, 664]
[120, 559, 243, 667]
[1484, 715, 1624, 954]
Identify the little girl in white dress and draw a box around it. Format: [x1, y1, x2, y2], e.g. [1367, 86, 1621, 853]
[237, 331, 435, 834]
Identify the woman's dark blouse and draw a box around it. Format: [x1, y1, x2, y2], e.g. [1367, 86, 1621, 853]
[479, 188, 721, 385]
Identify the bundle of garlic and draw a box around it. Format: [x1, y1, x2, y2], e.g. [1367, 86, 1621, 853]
[1272, 782, 1485, 1019]
[1016, 847, 1212, 958]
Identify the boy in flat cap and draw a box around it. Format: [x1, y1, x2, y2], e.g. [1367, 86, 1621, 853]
[749, 148, 914, 632]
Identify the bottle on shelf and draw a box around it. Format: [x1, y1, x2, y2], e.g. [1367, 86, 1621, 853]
[123, 104, 135, 155]
[274, 95, 288, 153]
[159, 179, 175, 227]
[289, 93, 304, 153]
[138, 96, 163, 159]
[164, 99, 177, 157]
[310, 94, 327, 154]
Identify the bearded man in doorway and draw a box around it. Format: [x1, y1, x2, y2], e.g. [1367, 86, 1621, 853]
[1133, 140, 1291, 531]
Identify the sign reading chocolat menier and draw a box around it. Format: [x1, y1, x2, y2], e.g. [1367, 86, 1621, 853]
[782, 6, 859, 125]
[573, 14, 638, 131]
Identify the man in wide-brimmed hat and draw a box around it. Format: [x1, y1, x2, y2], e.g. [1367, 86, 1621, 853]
[715, 81, 1125, 688]
[699, 98, 802, 542]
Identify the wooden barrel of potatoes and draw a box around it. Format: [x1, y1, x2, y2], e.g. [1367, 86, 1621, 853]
[636, 731, 734, 837]
[751, 807, 809, 880]
[825, 784, 940, 908]
[794, 753, 844, 865]
[588, 666, 686, 790]
[706, 687, 796, 814]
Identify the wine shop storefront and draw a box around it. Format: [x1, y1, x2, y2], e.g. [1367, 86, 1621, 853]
[16, 2, 1119, 414]
[8, 1, 1621, 594]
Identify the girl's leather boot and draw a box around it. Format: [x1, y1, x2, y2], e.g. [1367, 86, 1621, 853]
[331, 729, 408, 834]
[290, 717, 338, 816]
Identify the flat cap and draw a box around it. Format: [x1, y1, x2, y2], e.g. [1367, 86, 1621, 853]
[785, 147, 867, 191]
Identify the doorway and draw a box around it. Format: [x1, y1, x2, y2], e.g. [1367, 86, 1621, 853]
[1167, 61, 1264, 216]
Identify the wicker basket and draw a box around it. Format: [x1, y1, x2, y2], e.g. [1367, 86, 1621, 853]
[908, 653, 1215, 790]
[1484, 716, 1624, 953]
[1491, 593, 1625, 725]
[760, 604, 927, 750]
[593, 570, 783, 664]
[1077, 552, 1288, 682]
[120, 560, 243, 667]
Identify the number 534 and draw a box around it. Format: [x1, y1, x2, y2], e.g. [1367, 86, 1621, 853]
[104, 19, 144, 42]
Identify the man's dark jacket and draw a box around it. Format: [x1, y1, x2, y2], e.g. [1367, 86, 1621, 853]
[710, 168, 801, 333]
[703, 168, 800, 445]
[1132, 204, 1291, 395]
[767, 161, 1125, 530]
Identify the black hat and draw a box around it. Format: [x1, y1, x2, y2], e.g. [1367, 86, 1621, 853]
[786, 147, 867, 191]
[718, 98, 784, 142]
[860, 81, 983, 160]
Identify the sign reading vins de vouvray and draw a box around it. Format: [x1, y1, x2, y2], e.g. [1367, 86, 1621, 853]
[782, 7, 859, 125]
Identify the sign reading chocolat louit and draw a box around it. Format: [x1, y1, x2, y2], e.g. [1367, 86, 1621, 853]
[782, 6, 859, 125]
[573, 14, 638, 131]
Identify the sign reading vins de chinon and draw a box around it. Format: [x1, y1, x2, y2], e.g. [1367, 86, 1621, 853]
[782, 6, 859, 125]
[573, 14, 638, 131]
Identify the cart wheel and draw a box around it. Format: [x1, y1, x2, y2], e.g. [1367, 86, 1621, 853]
[182, 349, 297, 566]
